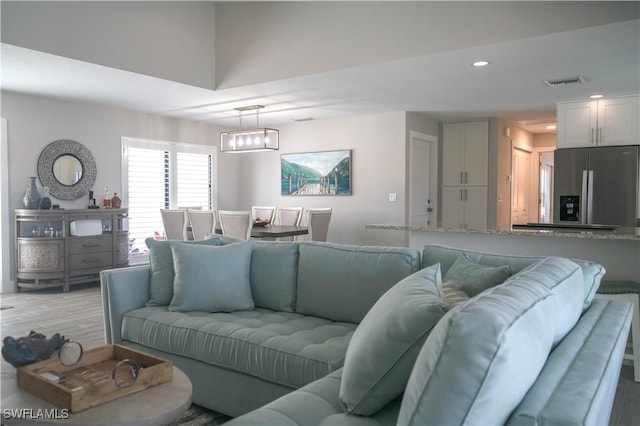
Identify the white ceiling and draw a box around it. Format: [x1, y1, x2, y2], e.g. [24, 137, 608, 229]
[2, 18, 639, 134]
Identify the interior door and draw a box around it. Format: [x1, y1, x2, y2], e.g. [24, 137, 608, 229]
[511, 147, 531, 225]
[409, 132, 438, 226]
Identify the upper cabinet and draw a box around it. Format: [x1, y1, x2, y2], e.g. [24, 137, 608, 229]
[442, 121, 489, 187]
[556, 95, 639, 149]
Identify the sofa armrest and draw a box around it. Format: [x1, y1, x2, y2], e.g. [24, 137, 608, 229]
[507, 298, 632, 426]
[100, 266, 151, 344]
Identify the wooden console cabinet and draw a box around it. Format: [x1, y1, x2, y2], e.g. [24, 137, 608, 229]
[14, 209, 129, 292]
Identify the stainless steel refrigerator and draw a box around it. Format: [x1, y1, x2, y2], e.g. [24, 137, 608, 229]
[553, 145, 639, 227]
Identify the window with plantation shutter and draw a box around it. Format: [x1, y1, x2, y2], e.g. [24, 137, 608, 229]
[122, 138, 216, 262]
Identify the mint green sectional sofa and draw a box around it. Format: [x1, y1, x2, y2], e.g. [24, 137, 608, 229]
[101, 241, 632, 425]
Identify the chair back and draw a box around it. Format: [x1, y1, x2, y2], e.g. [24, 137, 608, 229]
[218, 210, 252, 240]
[188, 209, 216, 240]
[251, 206, 276, 224]
[306, 208, 332, 242]
[160, 209, 188, 240]
[275, 207, 303, 226]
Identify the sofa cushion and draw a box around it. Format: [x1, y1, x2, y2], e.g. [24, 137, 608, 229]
[339, 264, 447, 416]
[145, 237, 223, 307]
[296, 242, 421, 323]
[250, 241, 299, 312]
[398, 257, 585, 426]
[121, 307, 357, 389]
[422, 244, 605, 311]
[226, 369, 401, 426]
[169, 240, 255, 312]
[443, 253, 512, 296]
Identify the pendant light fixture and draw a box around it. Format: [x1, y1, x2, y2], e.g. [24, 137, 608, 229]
[220, 105, 279, 153]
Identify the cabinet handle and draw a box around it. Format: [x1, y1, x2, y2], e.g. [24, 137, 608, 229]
[465, 171, 468, 184]
[465, 189, 468, 201]
[460, 189, 464, 201]
[591, 128, 595, 145]
[460, 172, 464, 184]
[83, 258, 100, 263]
[83, 243, 101, 248]
[599, 127, 603, 145]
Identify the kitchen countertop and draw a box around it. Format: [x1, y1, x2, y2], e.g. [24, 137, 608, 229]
[365, 223, 640, 241]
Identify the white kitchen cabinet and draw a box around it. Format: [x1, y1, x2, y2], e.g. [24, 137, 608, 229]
[442, 121, 489, 187]
[441, 186, 487, 230]
[557, 95, 639, 148]
[441, 121, 488, 230]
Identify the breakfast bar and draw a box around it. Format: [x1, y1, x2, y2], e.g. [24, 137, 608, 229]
[365, 224, 640, 282]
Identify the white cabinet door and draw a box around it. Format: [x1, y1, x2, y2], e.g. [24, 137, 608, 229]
[598, 96, 640, 146]
[442, 124, 465, 186]
[464, 186, 488, 230]
[556, 101, 597, 148]
[441, 187, 465, 229]
[557, 96, 639, 148]
[441, 186, 487, 230]
[464, 121, 489, 186]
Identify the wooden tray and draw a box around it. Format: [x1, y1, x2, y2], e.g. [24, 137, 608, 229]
[17, 344, 173, 413]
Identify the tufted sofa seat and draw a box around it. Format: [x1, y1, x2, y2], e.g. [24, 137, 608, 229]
[121, 307, 357, 389]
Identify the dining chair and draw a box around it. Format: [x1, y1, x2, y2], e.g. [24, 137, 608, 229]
[187, 209, 217, 240]
[218, 210, 252, 240]
[304, 208, 332, 242]
[274, 207, 303, 241]
[251, 206, 276, 224]
[160, 209, 189, 240]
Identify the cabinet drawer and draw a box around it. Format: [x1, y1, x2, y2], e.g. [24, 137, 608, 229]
[69, 237, 111, 254]
[69, 252, 113, 270]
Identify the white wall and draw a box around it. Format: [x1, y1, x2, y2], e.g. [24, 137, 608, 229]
[1, 91, 237, 292]
[231, 111, 412, 247]
[1, 92, 440, 292]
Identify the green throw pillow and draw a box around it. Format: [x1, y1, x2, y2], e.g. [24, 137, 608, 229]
[339, 264, 448, 416]
[169, 240, 255, 312]
[145, 237, 223, 306]
[444, 254, 512, 297]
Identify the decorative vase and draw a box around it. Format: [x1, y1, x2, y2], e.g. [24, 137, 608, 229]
[39, 186, 52, 210]
[22, 177, 41, 209]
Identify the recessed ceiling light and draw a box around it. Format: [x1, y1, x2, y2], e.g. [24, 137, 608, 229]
[546, 125, 557, 130]
[590, 94, 604, 99]
[472, 61, 490, 67]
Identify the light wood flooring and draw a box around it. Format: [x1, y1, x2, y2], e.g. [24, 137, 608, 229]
[1, 284, 639, 425]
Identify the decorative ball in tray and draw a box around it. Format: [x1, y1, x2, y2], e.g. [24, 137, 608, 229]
[253, 218, 271, 227]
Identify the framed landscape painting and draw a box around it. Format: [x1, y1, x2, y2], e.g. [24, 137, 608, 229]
[281, 150, 352, 196]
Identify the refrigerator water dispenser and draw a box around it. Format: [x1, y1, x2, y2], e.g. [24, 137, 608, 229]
[559, 195, 580, 221]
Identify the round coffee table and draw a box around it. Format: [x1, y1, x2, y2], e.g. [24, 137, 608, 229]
[1, 365, 192, 425]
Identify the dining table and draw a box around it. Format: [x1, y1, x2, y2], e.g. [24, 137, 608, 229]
[211, 225, 309, 239]
[250, 225, 308, 239]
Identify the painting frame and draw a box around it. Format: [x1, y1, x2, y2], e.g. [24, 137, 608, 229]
[281, 149, 352, 196]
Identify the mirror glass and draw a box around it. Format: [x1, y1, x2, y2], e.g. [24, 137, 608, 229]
[37, 139, 97, 200]
[53, 155, 83, 186]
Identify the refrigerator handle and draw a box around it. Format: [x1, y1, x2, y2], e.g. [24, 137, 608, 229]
[581, 170, 588, 224]
[587, 170, 594, 224]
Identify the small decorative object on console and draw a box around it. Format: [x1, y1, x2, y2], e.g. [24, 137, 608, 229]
[111, 192, 122, 208]
[2, 330, 65, 368]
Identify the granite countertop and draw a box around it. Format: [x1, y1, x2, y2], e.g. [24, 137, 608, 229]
[365, 223, 640, 241]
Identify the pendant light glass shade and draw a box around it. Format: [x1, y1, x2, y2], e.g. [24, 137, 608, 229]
[220, 105, 279, 153]
[220, 128, 279, 153]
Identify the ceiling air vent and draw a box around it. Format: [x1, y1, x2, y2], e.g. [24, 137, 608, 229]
[543, 76, 585, 87]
